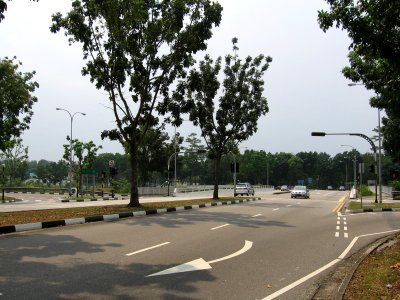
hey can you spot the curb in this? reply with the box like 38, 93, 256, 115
313, 233, 399, 299
61, 197, 127, 202
345, 207, 400, 214
0, 197, 261, 235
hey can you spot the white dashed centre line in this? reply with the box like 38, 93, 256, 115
126, 242, 170, 256
273, 208, 280, 211
251, 214, 262, 218
211, 224, 230, 230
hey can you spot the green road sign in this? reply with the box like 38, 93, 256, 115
81, 168, 96, 175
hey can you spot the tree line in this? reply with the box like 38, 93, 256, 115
1, 131, 398, 191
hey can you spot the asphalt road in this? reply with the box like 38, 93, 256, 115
0, 190, 399, 299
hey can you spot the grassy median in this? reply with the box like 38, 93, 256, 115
347, 201, 400, 210
0, 197, 241, 226
344, 233, 400, 299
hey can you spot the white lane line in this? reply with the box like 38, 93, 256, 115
126, 242, 170, 256
344, 226, 348, 231
337, 217, 340, 220
344, 233, 349, 238
211, 224, 230, 230
264, 229, 400, 299
343, 217, 347, 221
335, 232, 339, 237
336, 226, 340, 230
286, 205, 292, 207
344, 221, 347, 225
272, 208, 280, 211
262, 259, 340, 300
252, 214, 263, 218
337, 221, 340, 225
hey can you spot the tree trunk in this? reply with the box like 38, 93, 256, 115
213, 156, 221, 199
128, 142, 140, 207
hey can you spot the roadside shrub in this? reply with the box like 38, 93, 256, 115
391, 180, 400, 191
358, 184, 374, 197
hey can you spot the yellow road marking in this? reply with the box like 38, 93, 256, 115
332, 193, 349, 213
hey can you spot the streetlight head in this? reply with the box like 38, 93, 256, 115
56, 108, 61, 110
311, 132, 326, 136
81, 113, 86, 116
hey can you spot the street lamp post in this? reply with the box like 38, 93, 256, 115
348, 82, 383, 203
341, 145, 357, 197
229, 151, 237, 196
312, 131, 378, 202
1, 164, 5, 202
56, 108, 86, 195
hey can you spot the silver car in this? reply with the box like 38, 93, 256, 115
291, 186, 310, 199
234, 182, 255, 196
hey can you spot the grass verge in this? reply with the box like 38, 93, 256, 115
0, 197, 243, 226
344, 233, 400, 299
347, 201, 400, 210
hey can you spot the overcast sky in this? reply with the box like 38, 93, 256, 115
0, 0, 380, 162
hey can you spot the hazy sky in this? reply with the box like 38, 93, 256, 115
0, 0, 380, 162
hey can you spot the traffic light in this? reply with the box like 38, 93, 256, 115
109, 167, 118, 177
230, 162, 239, 173
368, 164, 375, 173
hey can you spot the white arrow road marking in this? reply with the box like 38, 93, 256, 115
146, 240, 253, 277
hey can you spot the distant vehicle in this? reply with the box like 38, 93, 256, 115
327, 186, 333, 190
291, 186, 310, 199
280, 185, 289, 191
234, 182, 255, 196
339, 186, 345, 191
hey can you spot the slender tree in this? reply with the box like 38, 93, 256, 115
170, 38, 272, 198
63, 137, 102, 193
51, 0, 222, 206
0, 57, 38, 152
0, 138, 28, 185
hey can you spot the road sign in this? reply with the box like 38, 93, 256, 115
81, 168, 96, 175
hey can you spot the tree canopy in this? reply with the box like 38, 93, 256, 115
51, 0, 222, 206
318, 0, 400, 162
170, 38, 272, 198
0, 57, 38, 152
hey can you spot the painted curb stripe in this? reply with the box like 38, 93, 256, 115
119, 212, 133, 218
346, 208, 400, 214
42, 220, 66, 228
0, 197, 261, 235
0, 225, 16, 234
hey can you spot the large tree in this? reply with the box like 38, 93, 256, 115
318, 0, 400, 162
0, 57, 38, 152
51, 0, 222, 207
169, 38, 272, 198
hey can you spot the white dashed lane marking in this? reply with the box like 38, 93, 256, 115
251, 214, 263, 218
211, 224, 230, 231
335, 216, 348, 238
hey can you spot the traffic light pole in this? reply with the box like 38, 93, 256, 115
312, 132, 379, 203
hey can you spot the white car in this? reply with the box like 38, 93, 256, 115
280, 185, 289, 191
234, 183, 255, 196
291, 186, 310, 199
